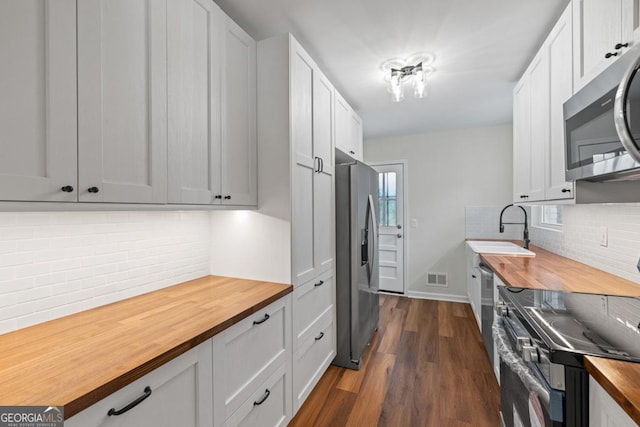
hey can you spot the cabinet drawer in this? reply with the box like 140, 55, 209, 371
293, 308, 335, 411
213, 295, 291, 425
293, 272, 334, 349
225, 364, 290, 427
66, 340, 213, 427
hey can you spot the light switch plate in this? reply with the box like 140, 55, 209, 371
599, 226, 608, 247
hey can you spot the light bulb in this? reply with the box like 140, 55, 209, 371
389, 69, 404, 102
413, 65, 426, 98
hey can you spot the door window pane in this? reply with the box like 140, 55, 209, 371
378, 172, 397, 227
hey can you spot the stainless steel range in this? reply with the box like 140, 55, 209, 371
495, 286, 640, 427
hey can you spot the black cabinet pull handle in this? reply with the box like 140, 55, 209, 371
605, 51, 618, 59
214, 195, 222, 199
253, 389, 271, 406
253, 313, 270, 325
615, 42, 629, 50
561, 188, 571, 193
87, 187, 99, 193
471, 275, 476, 279
224, 195, 231, 200
349, 150, 355, 155
314, 280, 324, 287
61, 186, 74, 193
107, 386, 152, 416
315, 331, 325, 341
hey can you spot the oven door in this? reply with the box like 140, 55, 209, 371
495, 317, 564, 427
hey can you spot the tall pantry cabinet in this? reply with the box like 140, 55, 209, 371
258, 34, 337, 413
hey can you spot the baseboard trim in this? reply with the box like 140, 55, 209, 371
406, 290, 469, 303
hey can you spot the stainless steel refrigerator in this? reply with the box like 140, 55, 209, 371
333, 160, 379, 370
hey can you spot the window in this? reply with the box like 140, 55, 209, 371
378, 172, 397, 227
538, 205, 563, 229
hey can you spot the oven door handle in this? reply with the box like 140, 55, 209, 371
493, 318, 551, 406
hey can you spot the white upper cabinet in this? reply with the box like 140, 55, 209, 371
334, 91, 362, 161
167, 0, 223, 205
0, 0, 78, 202
221, 16, 257, 206
573, 0, 638, 92
167, 6, 256, 207
527, 52, 548, 202
546, 6, 574, 200
513, 77, 532, 202
313, 71, 335, 276
513, 3, 574, 203
78, 0, 168, 203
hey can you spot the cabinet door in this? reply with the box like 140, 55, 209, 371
512, 77, 532, 203
546, 5, 574, 200
313, 71, 335, 275
589, 376, 637, 427
528, 52, 548, 202
0, 0, 77, 202
66, 340, 213, 427
78, 0, 168, 203
221, 16, 257, 206
349, 111, 364, 161
167, 0, 222, 205
334, 91, 353, 157
573, 0, 631, 91
291, 41, 317, 286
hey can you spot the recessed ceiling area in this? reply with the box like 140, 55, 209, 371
215, 0, 571, 139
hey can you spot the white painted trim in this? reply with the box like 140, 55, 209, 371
368, 160, 408, 295
407, 290, 469, 304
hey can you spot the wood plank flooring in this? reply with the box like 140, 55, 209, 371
290, 295, 500, 426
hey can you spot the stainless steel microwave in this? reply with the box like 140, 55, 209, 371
564, 43, 640, 181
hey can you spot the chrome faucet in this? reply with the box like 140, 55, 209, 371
499, 204, 530, 249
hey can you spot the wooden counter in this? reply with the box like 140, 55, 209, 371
480, 243, 640, 297
0, 275, 292, 419
476, 242, 640, 424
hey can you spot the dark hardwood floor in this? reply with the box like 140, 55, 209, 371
290, 295, 501, 426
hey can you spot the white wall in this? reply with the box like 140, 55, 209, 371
209, 211, 291, 284
0, 211, 210, 334
531, 204, 640, 284
365, 124, 513, 299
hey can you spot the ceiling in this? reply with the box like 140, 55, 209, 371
215, 0, 570, 139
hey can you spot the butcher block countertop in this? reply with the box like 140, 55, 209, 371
0, 275, 292, 419
476, 241, 640, 424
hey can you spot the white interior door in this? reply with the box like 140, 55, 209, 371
373, 163, 405, 294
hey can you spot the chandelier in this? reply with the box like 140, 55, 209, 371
381, 53, 435, 102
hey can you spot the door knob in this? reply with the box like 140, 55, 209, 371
397, 233, 402, 238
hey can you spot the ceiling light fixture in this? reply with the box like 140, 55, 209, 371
381, 53, 435, 102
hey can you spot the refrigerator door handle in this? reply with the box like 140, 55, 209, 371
366, 194, 377, 285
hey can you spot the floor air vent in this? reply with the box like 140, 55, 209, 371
427, 272, 448, 287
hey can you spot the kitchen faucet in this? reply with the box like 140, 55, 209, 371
499, 204, 530, 249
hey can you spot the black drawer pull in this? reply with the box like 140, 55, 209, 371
224, 195, 231, 200
214, 195, 222, 199
561, 188, 571, 193
605, 51, 618, 59
471, 275, 476, 279
87, 186, 99, 193
315, 331, 325, 341
314, 280, 324, 287
107, 386, 152, 416
253, 313, 270, 325
615, 42, 629, 50
61, 185, 74, 193
253, 389, 271, 406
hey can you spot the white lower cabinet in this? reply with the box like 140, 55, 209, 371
589, 376, 636, 427
66, 340, 213, 427
213, 295, 292, 427
224, 364, 289, 427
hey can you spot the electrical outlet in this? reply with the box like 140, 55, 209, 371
599, 226, 608, 247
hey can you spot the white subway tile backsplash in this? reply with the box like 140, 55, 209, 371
531, 204, 640, 285
0, 211, 211, 334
